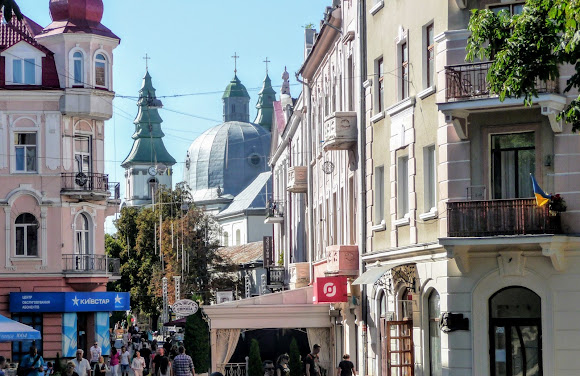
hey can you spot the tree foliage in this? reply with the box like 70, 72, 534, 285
466, 0, 580, 132
184, 309, 210, 373
288, 338, 302, 376
248, 339, 263, 376
106, 182, 239, 326
1, 1, 22, 23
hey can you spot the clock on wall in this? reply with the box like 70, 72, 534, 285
148, 166, 157, 176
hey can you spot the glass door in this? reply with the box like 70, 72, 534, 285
386, 321, 414, 376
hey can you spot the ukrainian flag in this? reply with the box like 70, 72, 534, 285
530, 173, 551, 207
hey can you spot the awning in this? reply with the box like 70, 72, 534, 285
0, 314, 41, 342
352, 263, 407, 285
163, 318, 186, 327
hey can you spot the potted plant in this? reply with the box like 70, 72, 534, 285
549, 194, 567, 213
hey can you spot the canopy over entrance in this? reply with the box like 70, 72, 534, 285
0, 315, 41, 342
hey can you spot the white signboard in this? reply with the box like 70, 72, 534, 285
216, 291, 234, 304
172, 299, 199, 316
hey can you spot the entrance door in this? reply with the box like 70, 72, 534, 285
383, 320, 413, 376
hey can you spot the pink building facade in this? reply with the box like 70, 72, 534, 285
0, 0, 124, 361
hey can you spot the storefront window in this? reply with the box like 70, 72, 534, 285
11, 313, 42, 362
489, 287, 542, 376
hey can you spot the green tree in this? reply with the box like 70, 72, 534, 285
466, 0, 580, 132
1, 1, 22, 23
248, 339, 263, 376
184, 308, 209, 373
288, 338, 302, 376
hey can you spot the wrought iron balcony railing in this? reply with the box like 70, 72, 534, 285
266, 200, 284, 218
267, 265, 285, 285
62, 254, 121, 276
108, 182, 121, 200
61, 172, 110, 193
445, 61, 558, 101
447, 198, 561, 237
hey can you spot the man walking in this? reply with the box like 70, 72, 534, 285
89, 342, 101, 370
72, 349, 91, 376
172, 347, 194, 376
120, 346, 131, 376
20, 346, 44, 376
304, 344, 321, 376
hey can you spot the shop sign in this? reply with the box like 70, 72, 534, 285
171, 299, 199, 316
313, 276, 348, 304
263, 236, 273, 267
10, 292, 130, 313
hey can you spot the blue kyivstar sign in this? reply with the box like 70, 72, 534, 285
10, 292, 130, 313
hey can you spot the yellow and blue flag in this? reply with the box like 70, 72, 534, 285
530, 173, 551, 207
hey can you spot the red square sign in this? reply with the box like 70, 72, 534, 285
313, 276, 348, 304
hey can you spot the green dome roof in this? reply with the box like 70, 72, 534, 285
222, 75, 250, 99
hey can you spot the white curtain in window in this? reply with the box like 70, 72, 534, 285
306, 327, 332, 373
500, 151, 516, 198
215, 329, 241, 373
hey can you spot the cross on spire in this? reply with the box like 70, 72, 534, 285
143, 53, 151, 71
231, 52, 240, 74
263, 57, 271, 74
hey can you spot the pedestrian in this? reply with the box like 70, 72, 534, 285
140, 342, 152, 371
0, 356, 7, 376
44, 362, 54, 376
93, 357, 109, 376
131, 351, 145, 376
120, 346, 131, 376
151, 349, 169, 376
122, 332, 129, 348
109, 347, 120, 376
64, 362, 79, 376
19, 346, 45, 376
275, 354, 289, 376
89, 342, 102, 370
303, 344, 321, 376
172, 346, 194, 376
71, 349, 91, 376
336, 355, 355, 376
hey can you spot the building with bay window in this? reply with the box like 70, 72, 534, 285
0, 0, 128, 361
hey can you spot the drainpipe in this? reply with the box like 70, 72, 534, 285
296, 73, 314, 283
357, 0, 368, 375
288, 137, 293, 262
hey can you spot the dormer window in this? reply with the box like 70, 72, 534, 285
95, 53, 108, 88
73, 51, 84, 86
13, 58, 35, 85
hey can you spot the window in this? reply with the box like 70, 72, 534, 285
491, 132, 535, 199
13, 58, 35, 85
73, 51, 84, 85
401, 42, 409, 99
11, 313, 42, 362
15, 213, 38, 257
424, 145, 436, 211
75, 213, 90, 255
426, 24, 435, 88
489, 287, 542, 376
428, 290, 442, 376
375, 166, 385, 223
348, 56, 355, 111
377, 57, 384, 112
14, 133, 37, 172
379, 290, 387, 318
148, 179, 158, 200
490, 2, 525, 16
95, 53, 107, 87
74, 136, 91, 173
223, 231, 229, 247
236, 229, 241, 246
398, 156, 409, 218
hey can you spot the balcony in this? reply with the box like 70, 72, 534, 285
322, 111, 357, 151
62, 254, 121, 278
325, 245, 359, 277
61, 88, 114, 121
267, 266, 285, 287
264, 200, 284, 224
61, 173, 114, 200
445, 61, 558, 102
447, 198, 561, 237
288, 262, 310, 289
287, 166, 307, 193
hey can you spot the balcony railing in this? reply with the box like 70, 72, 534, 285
108, 182, 121, 201
287, 166, 308, 193
265, 200, 284, 224
267, 265, 285, 285
62, 254, 121, 276
447, 198, 561, 237
445, 61, 558, 101
61, 172, 110, 193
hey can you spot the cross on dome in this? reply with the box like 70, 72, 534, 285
143, 53, 151, 71
231, 52, 240, 74
263, 57, 271, 74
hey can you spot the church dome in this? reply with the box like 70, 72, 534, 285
49, 0, 104, 23
222, 75, 250, 99
183, 121, 271, 203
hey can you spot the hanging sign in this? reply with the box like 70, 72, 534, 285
172, 299, 199, 316
263, 236, 273, 267
313, 276, 348, 304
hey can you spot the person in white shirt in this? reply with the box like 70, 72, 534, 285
120, 346, 131, 376
72, 349, 91, 376
131, 351, 146, 376
89, 342, 101, 369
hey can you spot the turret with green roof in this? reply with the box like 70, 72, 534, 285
222, 75, 250, 123
121, 71, 176, 168
253, 74, 276, 132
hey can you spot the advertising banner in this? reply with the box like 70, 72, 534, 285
10, 292, 130, 313
313, 276, 348, 304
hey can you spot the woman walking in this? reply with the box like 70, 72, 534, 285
131, 351, 146, 376
336, 355, 356, 376
110, 347, 120, 376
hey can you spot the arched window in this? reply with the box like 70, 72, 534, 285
75, 213, 90, 255
149, 179, 158, 200
428, 290, 441, 376
379, 290, 387, 318
223, 232, 229, 247
15, 213, 38, 256
73, 51, 84, 85
489, 287, 542, 376
95, 53, 108, 88
235, 229, 241, 246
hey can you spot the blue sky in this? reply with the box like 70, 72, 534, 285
17, 0, 331, 232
